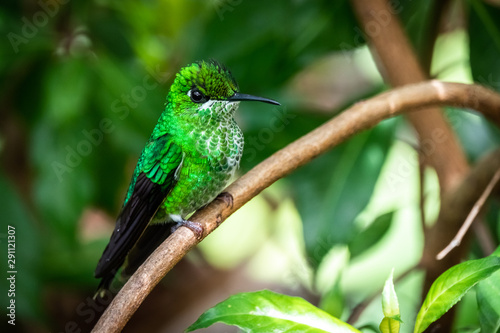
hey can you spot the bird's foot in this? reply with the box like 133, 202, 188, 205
171, 219, 204, 240
216, 191, 234, 209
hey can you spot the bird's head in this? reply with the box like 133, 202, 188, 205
167, 60, 279, 122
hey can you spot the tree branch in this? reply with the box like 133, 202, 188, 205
437, 167, 500, 260
92, 81, 500, 332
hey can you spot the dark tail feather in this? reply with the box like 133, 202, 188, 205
93, 272, 116, 301
90, 273, 116, 322
92, 222, 173, 308
122, 222, 174, 277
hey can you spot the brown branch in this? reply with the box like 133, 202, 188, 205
437, 168, 500, 260
92, 81, 500, 332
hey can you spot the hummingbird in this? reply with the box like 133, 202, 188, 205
94, 60, 279, 297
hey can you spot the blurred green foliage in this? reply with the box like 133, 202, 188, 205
1, 0, 500, 332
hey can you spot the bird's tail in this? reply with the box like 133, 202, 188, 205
92, 222, 173, 305
92, 272, 118, 306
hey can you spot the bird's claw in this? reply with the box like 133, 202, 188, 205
172, 220, 204, 240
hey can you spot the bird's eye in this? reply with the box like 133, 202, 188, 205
190, 88, 208, 103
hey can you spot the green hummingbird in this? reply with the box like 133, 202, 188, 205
94, 60, 279, 296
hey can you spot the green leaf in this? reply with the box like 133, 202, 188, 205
476, 268, 500, 333
187, 290, 360, 333
349, 211, 394, 258
380, 269, 401, 333
382, 269, 401, 319
468, 0, 500, 92
380, 317, 401, 333
414, 256, 500, 333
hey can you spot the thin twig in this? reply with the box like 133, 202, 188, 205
92, 81, 500, 333
437, 168, 500, 260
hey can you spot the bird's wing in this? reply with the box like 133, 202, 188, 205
95, 134, 183, 279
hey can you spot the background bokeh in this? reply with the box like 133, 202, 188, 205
1, 0, 500, 332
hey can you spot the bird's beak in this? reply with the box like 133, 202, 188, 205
228, 92, 280, 106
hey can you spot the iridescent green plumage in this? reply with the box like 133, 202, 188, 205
95, 60, 279, 295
